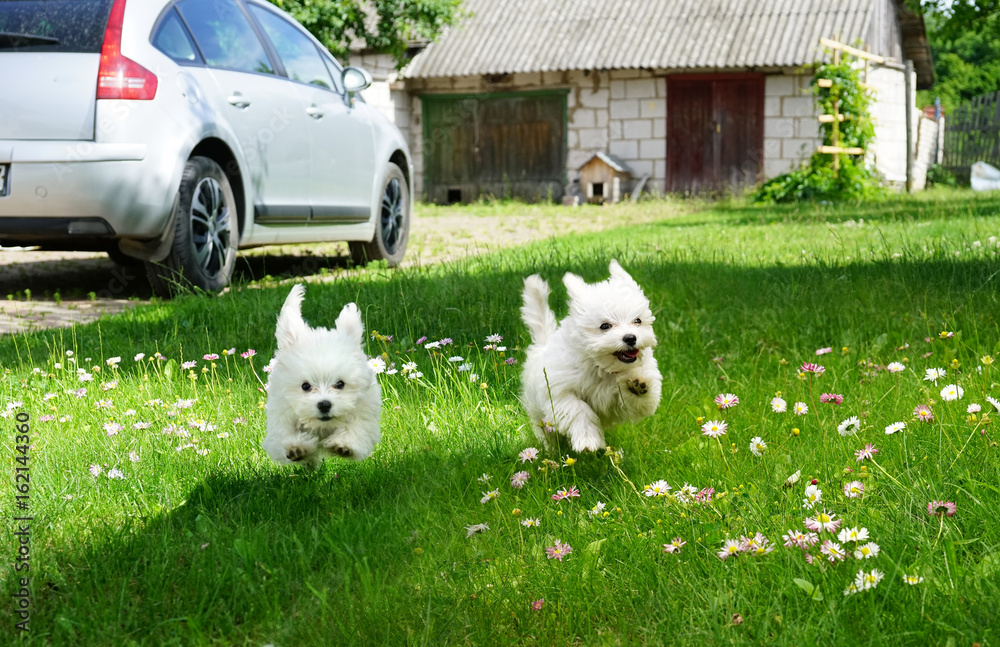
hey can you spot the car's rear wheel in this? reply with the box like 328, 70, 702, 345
146, 156, 238, 296
349, 162, 409, 267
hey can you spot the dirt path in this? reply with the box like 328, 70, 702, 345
0, 203, 673, 335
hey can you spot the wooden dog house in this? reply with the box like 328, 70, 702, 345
579, 152, 633, 203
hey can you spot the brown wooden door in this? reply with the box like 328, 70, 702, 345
667, 75, 764, 192
423, 92, 567, 203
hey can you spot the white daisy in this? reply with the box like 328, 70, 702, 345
837, 416, 861, 436
940, 384, 964, 401
923, 368, 946, 384
802, 484, 822, 509
367, 357, 386, 374
886, 362, 905, 373
770, 397, 787, 413
749, 436, 767, 456
853, 542, 880, 559
884, 421, 906, 435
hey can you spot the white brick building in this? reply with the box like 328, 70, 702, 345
351, 0, 935, 201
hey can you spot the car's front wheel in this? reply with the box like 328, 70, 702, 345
349, 162, 409, 267
146, 156, 239, 296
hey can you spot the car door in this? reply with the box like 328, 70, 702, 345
246, 2, 377, 223
176, 0, 311, 223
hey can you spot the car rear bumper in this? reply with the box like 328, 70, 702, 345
0, 140, 178, 244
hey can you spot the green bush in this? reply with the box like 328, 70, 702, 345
927, 163, 959, 187
752, 59, 884, 204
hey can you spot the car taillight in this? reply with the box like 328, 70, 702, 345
96, 0, 157, 100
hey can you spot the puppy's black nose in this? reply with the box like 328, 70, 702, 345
623, 334, 637, 346
317, 400, 332, 414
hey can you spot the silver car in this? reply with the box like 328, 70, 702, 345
0, 0, 412, 294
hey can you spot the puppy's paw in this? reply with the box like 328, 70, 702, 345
570, 434, 605, 453
285, 446, 311, 462
328, 444, 354, 458
626, 378, 648, 396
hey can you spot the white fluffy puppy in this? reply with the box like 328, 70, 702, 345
520, 260, 662, 452
262, 284, 381, 467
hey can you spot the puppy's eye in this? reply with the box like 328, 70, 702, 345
599, 323, 612, 331
334, 380, 345, 390
301, 382, 311, 392
634, 318, 642, 325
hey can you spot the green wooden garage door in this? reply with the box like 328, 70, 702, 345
422, 90, 567, 203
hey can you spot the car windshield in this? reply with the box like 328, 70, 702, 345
0, 0, 115, 52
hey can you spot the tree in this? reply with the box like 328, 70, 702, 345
909, 1, 1000, 111
268, 0, 463, 67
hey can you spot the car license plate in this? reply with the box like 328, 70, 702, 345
0, 164, 8, 197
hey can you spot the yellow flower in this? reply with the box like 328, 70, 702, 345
511, 508, 522, 516
791, 428, 800, 436
696, 416, 704, 424
413, 547, 424, 556
563, 457, 577, 467
982, 355, 995, 366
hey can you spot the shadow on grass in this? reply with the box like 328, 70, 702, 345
14, 448, 500, 644
0, 251, 354, 303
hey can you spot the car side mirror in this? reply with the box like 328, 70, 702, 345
342, 66, 372, 94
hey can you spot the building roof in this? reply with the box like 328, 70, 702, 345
581, 152, 633, 174
404, 0, 934, 88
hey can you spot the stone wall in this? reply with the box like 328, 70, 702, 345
763, 73, 820, 177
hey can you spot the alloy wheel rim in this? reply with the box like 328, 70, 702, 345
190, 177, 231, 275
380, 177, 403, 253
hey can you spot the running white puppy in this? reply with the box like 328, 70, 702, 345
520, 261, 662, 452
262, 284, 381, 467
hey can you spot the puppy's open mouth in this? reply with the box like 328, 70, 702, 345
318, 415, 332, 421
614, 349, 639, 363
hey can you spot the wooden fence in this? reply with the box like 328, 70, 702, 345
942, 90, 1000, 181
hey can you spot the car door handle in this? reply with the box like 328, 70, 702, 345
306, 105, 324, 119
226, 94, 251, 109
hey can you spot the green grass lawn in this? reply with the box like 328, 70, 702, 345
2, 190, 1000, 646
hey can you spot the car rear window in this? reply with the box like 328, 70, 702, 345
0, 0, 115, 52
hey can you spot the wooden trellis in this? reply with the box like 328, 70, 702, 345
815, 37, 881, 171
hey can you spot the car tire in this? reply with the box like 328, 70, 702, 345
146, 156, 239, 296
349, 162, 409, 267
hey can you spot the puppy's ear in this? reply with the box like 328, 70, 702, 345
275, 284, 308, 350
608, 259, 640, 289
562, 272, 587, 301
335, 303, 364, 345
